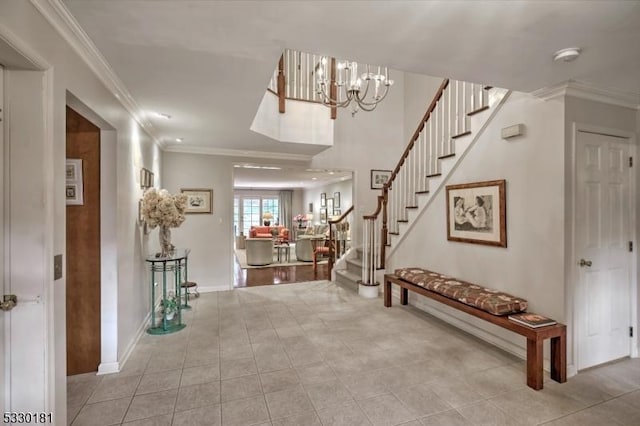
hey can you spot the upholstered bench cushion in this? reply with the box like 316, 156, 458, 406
395, 267, 528, 316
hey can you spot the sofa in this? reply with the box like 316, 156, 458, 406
249, 225, 289, 242
245, 238, 274, 266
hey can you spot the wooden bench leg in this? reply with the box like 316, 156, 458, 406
400, 287, 408, 305
526, 338, 544, 390
550, 330, 567, 383
384, 279, 392, 307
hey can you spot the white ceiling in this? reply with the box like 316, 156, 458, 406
64, 0, 640, 160
233, 165, 352, 190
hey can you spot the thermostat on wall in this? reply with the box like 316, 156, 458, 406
501, 124, 524, 139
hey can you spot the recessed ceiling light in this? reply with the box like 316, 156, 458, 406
154, 112, 172, 119
175, 138, 183, 143
328, 171, 335, 175
553, 47, 581, 62
312, 177, 318, 180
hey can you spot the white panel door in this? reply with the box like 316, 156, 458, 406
0, 65, 5, 413
576, 131, 632, 369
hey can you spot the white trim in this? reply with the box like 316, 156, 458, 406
165, 144, 313, 161
0, 21, 49, 71
533, 80, 640, 110
198, 285, 232, 293
569, 123, 638, 372
96, 362, 119, 376
117, 309, 151, 373
30, 0, 165, 148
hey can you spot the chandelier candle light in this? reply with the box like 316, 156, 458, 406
316, 57, 393, 116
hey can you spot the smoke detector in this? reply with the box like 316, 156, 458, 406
553, 47, 581, 62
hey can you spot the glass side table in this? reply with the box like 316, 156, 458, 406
145, 248, 190, 335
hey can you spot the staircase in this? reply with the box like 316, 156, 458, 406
334, 247, 363, 292
358, 79, 510, 287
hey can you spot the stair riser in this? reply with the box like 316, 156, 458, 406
335, 273, 359, 292
346, 260, 361, 275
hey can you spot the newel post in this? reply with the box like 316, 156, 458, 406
277, 55, 285, 113
381, 188, 388, 269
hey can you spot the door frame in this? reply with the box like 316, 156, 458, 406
569, 122, 638, 374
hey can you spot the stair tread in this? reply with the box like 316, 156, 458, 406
346, 258, 362, 267
452, 131, 471, 139
438, 153, 455, 159
335, 269, 361, 282
416, 190, 430, 194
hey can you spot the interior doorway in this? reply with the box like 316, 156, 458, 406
66, 106, 101, 375
575, 129, 635, 370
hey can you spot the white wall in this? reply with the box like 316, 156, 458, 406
163, 152, 234, 291
303, 179, 353, 225
388, 92, 566, 357
251, 92, 334, 146
0, 1, 161, 420
403, 73, 445, 143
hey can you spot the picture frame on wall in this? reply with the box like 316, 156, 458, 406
446, 179, 507, 247
334, 192, 340, 208
320, 208, 327, 224
327, 198, 334, 214
334, 209, 341, 216
138, 199, 145, 225
371, 169, 392, 189
320, 193, 326, 207
181, 188, 213, 214
65, 159, 84, 205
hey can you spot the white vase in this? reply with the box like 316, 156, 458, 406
159, 225, 174, 257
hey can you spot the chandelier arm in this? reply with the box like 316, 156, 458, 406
317, 83, 352, 108
354, 83, 391, 107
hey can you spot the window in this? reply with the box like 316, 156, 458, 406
234, 195, 280, 236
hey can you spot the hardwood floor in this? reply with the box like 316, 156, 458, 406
233, 256, 328, 287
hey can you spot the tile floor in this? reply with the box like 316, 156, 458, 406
68, 280, 640, 426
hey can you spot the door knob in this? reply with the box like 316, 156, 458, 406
579, 259, 592, 267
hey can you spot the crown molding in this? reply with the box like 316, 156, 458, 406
163, 144, 313, 161
31, 0, 167, 148
532, 80, 640, 110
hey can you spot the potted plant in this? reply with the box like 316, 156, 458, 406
161, 293, 179, 321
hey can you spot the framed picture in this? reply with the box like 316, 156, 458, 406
65, 159, 84, 205
334, 209, 341, 216
327, 198, 334, 214
140, 168, 146, 189
371, 169, 391, 189
334, 192, 340, 208
320, 208, 327, 224
138, 199, 145, 225
320, 193, 326, 207
308, 202, 313, 213
446, 179, 506, 247
149, 171, 154, 188
181, 188, 213, 214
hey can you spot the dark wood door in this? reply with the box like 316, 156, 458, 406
66, 106, 101, 375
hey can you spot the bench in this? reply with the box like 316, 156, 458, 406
384, 271, 566, 390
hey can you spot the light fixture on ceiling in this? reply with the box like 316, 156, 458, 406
553, 47, 581, 62
315, 57, 393, 116
154, 112, 172, 119
175, 138, 184, 143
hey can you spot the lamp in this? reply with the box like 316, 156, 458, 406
316, 57, 394, 116
262, 212, 273, 226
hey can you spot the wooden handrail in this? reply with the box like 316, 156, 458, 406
277, 55, 285, 113
329, 205, 354, 224
363, 196, 384, 220
385, 78, 449, 189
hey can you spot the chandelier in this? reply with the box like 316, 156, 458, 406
315, 57, 394, 116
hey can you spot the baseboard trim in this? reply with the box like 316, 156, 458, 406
97, 362, 120, 375
198, 285, 231, 293
117, 309, 152, 372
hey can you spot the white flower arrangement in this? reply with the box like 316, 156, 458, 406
142, 188, 188, 229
